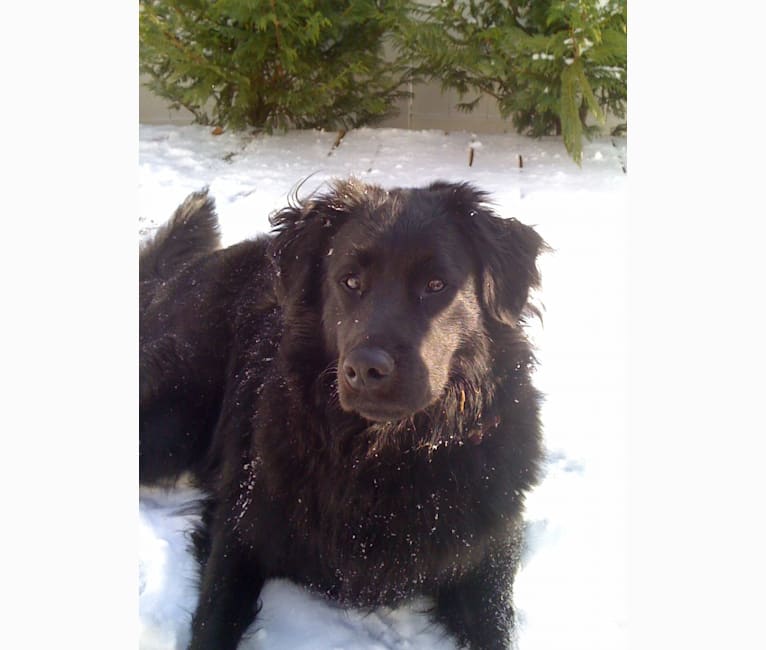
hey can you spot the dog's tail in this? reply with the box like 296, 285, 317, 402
140, 189, 220, 282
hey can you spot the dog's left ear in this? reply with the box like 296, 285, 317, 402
438, 182, 546, 325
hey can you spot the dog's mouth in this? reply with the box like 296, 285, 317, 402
337, 375, 424, 423
338, 382, 415, 422
347, 401, 414, 423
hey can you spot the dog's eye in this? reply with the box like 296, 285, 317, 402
342, 274, 362, 291
426, 278, 446, 293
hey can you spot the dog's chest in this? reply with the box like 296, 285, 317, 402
270, 445, 512, 605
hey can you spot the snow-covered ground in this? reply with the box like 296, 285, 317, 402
138, 125, 628, 650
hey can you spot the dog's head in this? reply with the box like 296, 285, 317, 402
270, 179, 545, 423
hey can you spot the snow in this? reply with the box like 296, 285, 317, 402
139, 124, 628, 650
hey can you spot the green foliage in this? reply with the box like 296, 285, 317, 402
398, 0, 627, 164
139, 0, 627, 162
139, 0, 413, 131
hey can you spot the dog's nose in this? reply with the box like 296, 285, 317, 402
342, 348, 395, 391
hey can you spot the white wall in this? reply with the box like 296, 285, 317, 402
139, 76, 622, 134
138, 76, 516, 134
139, 80, 195, 125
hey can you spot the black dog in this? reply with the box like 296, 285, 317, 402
139, 180, 547, 650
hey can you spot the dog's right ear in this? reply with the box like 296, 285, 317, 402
269, 194, 346, 309
270, 179, 369, 306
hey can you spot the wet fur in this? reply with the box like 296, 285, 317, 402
139, 180, 547, 649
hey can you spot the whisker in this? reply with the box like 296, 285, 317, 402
317, 361, 341, 407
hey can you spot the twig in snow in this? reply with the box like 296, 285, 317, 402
468, 137, 482, 167
328, 129, 347, 157
366, 144, 382, 173
611, 138, 627, 174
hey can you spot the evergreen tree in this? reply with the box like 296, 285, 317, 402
139, 0, 413, 132
399, 0, 627, 164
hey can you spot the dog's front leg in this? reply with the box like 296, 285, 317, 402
434, 535, 521, 650
189, 531, 264, 650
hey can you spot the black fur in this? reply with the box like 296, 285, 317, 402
139, 179, 547, 649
